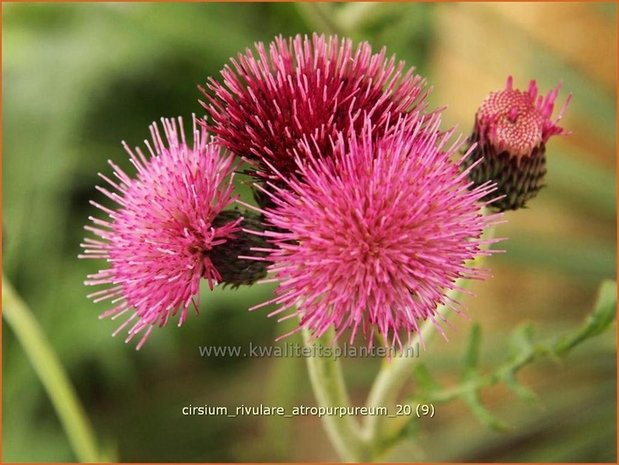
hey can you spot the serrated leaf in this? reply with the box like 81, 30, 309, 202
554, 280, 617, 356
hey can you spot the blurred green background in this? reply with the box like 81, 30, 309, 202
2, 2, 616, 462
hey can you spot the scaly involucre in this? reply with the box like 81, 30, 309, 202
463, 76, 571, 211
80, 117, 240, 349
200, 33, 429, 180
245, 115, 500, 348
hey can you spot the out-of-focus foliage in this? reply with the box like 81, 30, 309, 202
406, 280, 616, 433
2, 2, 616, 462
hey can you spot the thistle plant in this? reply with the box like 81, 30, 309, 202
1, 1, 616, 462
3, 32, 607, 463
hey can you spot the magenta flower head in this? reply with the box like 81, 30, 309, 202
242, 114, 500, 348
463, 76, 571, 211
80, 117, 242, 349
199, 33, 429, 184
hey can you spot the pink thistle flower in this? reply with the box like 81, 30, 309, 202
80, 117, 240, 349
241, 114, 500, 348
199, 33, 429, 182
463, 76, 571, 211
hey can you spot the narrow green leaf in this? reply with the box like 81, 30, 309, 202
460, 324, 508, 430
509, 323, 535, 351
462, 323, 482, 377
412, 363, 441, 395
463, 390, 508, 432
508, 323, 536, 365
502, 372, 539, 403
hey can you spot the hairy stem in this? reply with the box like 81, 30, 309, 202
2, 275, 100, 462
302, 327, 371, 462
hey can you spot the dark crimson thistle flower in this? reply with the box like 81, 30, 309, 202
80, 117, 242, 349
242, 115, 500, 348
199, 33, 429, 184
463, 76, 571, 211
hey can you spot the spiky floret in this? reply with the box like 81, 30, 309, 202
80, 117, 240, 349
242, 114, 500, 348
464, 76, 571, 211
199, 33, 429, 181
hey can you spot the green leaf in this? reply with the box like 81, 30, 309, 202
502, 372, 539, 403
507, 323, 537, 366
462, 390, 508, 432
460, 324, 508, 430
493, 324, 540, 402
402, 282, 614, 439
508, 323, 535, 355
462, 323, 482, 377
554, 280, 617, 356
412, 363, 441, 395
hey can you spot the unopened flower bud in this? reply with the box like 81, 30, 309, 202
463, 76, 571, 211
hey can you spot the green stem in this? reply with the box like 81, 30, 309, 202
362, 294, 455, 452
2, 274, 100, 462
302, 327, 371, 462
